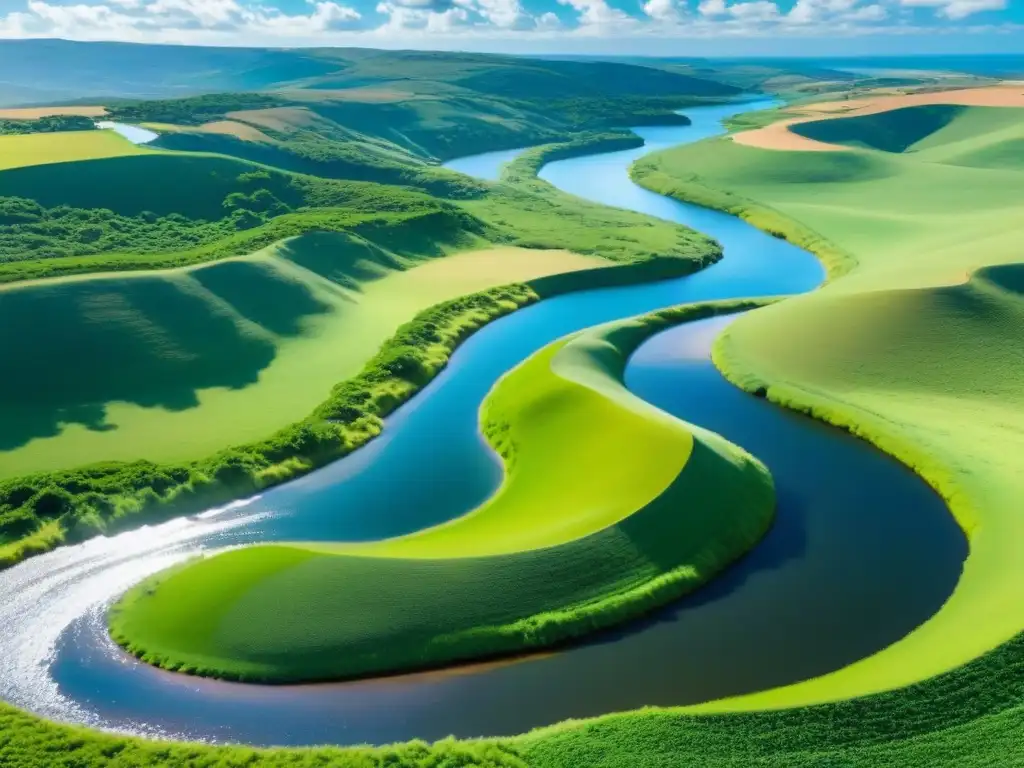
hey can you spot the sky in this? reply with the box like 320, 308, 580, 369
0, 0, 1020, 56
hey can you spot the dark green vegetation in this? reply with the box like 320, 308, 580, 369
0, 158, 475, 268
523, 630, 1024, 767
0, 115, 95, 135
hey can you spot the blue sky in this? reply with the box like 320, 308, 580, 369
0, 0, 1020, 55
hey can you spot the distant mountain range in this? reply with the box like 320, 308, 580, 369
0, 39, 745, 107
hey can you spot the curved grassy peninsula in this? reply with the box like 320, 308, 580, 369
109, 300, 774, 682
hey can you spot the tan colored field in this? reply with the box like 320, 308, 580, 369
734, 84, 1024, 151
0, 105, 107, 119
281, 87, 415, 104
226, 106, 323, 132
197, 120, 273, 142
143, 119, 273, 142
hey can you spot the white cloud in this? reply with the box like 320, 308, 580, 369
474, 0, 531, 28
0, 0, 361, 40
0, 0, 1011, 44
697, 0, 782, 20
900, 0, 1006, 19
727, 0, 780, 20
535, 10, 561, 28
788, 0, 886, 23
697, 0, 728, 15
557, 0, 633, 27
643, 0, 684, 22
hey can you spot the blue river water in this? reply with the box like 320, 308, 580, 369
0, 99, 966, 747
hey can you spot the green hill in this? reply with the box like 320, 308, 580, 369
790, 104, 968, 153
789, 104, 1024, 169
627, 101, 1024, 765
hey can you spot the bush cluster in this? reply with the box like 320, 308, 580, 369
0, 116, 96, 135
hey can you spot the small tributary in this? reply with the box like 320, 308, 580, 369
0, 99, 965, 746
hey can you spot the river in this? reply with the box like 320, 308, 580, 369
0, 99, 965, 747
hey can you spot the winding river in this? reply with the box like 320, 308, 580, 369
0, 99, 966, 747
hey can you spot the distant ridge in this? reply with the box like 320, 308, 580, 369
0, 38, 741, 107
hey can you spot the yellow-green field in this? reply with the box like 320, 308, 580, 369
0, 236, 604, 478
633, 103, 1024, 711
109, 301, 774, 682
0, 130, 148, 171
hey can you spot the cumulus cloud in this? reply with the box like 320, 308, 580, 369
696, 0, 728, 16
900, 0, 1006, 19
788, 0, 886, 23
0, 0, 1011, 43
642, 0, 684, 22
696, 0, 780, 20
556, 0, 633, 28
373, 0, 547, 32
0, 0, 361, 40
473, 0, 532, 28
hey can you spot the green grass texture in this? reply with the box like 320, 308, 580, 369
0, 237, 606, 478
0, 123, 719, 564
0, 130, 147, 170
631, 102, 1024, 721
108, 300, 774, 682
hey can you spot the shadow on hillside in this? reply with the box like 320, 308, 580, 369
0, 258, 333, 452
274, 231, 407, 291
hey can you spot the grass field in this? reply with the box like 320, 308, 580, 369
631, 101, 1024, 729
0, 130, 147, 170
109, 301, 774, 682
0, 237, 604, 478
0, 116, 718, 565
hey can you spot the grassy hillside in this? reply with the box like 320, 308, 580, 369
109, 300, 773, 682
0, 150, 486, 277
628, 100, 1024, 747
0, 131, 718, 563
0, 130, 145, 171
0, 39, 340, 104
1, 41, 743, 108
790, 103, 969, 152
0, 239, 605, 479
789, 103, 1024, 162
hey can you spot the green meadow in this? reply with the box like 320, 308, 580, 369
0, 130, 147, 170
629, 101, 1024, 749
0, 104, 721, 563
109, 300, 774, 682
0, 239, 603, 478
